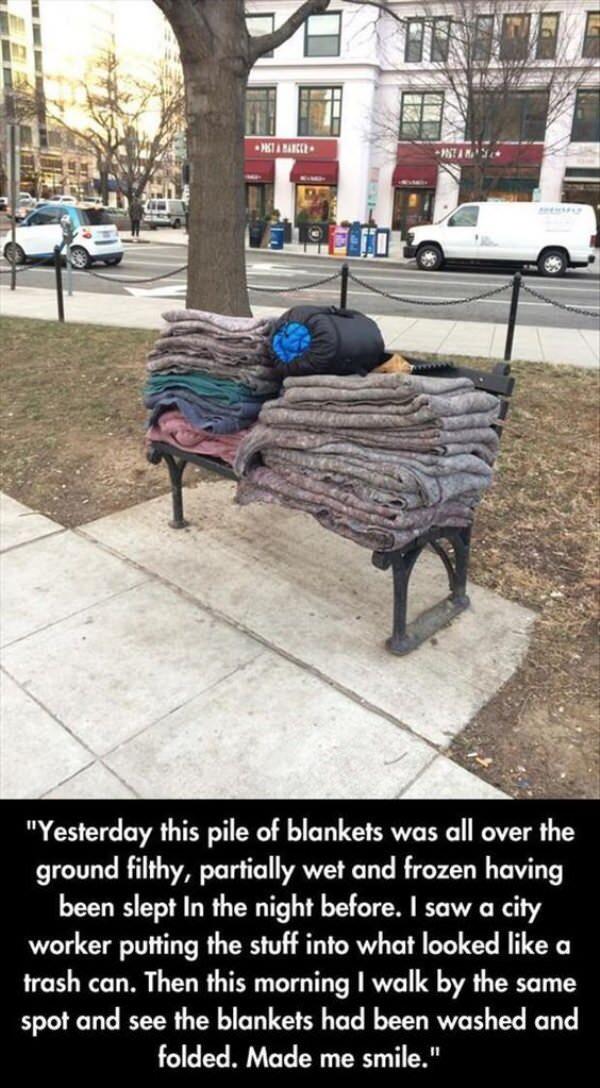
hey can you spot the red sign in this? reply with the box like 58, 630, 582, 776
245, 138, 338, 160
244, 159, 275, 182
290, 160, 339, 184
397, 142, 544, 167
392, 163, 438, 188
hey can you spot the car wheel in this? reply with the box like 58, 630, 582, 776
416, 244, 443, 271
3, 242, 26, 265
70, 245, 91, 270
103, 255, 123, 265
538, 248, 567, 277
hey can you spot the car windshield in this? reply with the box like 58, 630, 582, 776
78, 207, 112, 225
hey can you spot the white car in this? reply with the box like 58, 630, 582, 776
1, 202, 123, 268
404, 201, 597, 276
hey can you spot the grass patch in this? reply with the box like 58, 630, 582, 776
1, 319, 598, 798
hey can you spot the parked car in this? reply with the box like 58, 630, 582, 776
404, 201, 597, 276
1, 202, 123, 268
144, 198, 186, 229
0, 196, 8, 211
13, 193, 37, 221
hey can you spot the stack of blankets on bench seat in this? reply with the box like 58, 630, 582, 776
234, 372, 501, 552
144, 309, 279, 466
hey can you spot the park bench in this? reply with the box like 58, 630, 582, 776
147, 358, 514, 655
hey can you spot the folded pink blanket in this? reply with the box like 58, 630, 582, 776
146, 410, 247, 465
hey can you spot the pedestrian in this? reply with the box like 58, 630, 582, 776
130, 195, 143, 241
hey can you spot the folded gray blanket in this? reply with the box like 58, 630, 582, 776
162, 309, 272, 334
237, 466, 474, 551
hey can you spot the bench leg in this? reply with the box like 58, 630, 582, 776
163, 453, 189, 529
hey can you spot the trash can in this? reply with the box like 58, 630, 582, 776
270, 224, 285, 250
249, 221, 264, 248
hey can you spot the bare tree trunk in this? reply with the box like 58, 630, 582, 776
98, 164, 110, 206
183, 55, 249, 315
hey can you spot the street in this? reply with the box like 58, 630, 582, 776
2, 241, 598, 330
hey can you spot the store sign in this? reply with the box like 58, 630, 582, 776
245, 138, 338, 160
397, 142, 544, 167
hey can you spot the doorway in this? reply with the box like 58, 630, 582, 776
246, 182, 274, 222
393, 188, 434, 237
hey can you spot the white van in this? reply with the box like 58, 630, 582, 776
404, 202, 597, 276
144, 198, 186, 229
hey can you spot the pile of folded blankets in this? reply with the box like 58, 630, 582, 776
234, 370, 501, 552
144, 309, 280, 466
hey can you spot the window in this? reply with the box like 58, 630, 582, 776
582, 12, 600, 57
20, 124, 32, 145
246, 13, 274, 58
28, 208, 64, 225
295, 184, 336, 225
469, 91, 548, 142
473, 15, 493, 60
11, 42, 26, 63
431, 17, 450, 61
405, 19, 424, 62
298, 86, 342, 137
571, 89, 600, 142
9, 13, 25, 36
2, 40, 10, 63
34, 48, 42, 71
0, 12, 8, 35
246, 86, 276, 136
501, 13, 530, 59
537, 13, 559, 59
304, 12, 341, 57
32, 1, 40, 15
48, 130, 62, 148
33, 25, 41, 46
399, 92, 444, 140
448, 205, 479, 228
2, 67, 12, 89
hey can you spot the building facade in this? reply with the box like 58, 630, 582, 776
244, 0, 600, 236
1, 0, 180, 203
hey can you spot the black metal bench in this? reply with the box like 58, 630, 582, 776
147, 359, 514, 656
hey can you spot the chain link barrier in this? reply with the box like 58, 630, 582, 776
248, 270, 342, 293
347, 269, 513, 307
0, 256, 53, 275
83, 263, 189, 284
520, 280, 599, 319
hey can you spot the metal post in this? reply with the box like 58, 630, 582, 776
54, 245, 65, 322
504, 272, 522, 361
66, 242, 73, 296
340, 261, 349, 309
9, 120, 17, 291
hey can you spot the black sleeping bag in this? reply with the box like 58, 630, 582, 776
269, 305, 385, 378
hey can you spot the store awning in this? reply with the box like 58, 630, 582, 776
244, 159, 275, 182
392, 163, 438, 188
290, 160, 339, 184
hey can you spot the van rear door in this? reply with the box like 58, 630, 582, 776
443, 204, 481, 258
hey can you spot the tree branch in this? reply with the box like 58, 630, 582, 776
248, 0, 331, 64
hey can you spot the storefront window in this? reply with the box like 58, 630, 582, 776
459, 167, 539, 203
298, 86, 342, 137
246, 13, 274, 58
295, 184, 337, 224
246, 87, 276, 136
246, 182, 274, 221
571, 89, 600, 142
399, 92, 444, 140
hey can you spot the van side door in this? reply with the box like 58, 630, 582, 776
444, 204, 480, 259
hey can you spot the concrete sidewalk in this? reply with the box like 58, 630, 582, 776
2, 283, 598, 367
0, 489, 535, 800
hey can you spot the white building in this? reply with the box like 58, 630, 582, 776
245, 0, 600, 237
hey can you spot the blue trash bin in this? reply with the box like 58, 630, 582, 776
270, 224, 285, 250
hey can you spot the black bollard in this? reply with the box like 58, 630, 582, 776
504, 272, 522, 361
340, 262, 349, 309
54, 245, 65, 322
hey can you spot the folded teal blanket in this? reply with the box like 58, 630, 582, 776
145, 372, 264, 405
